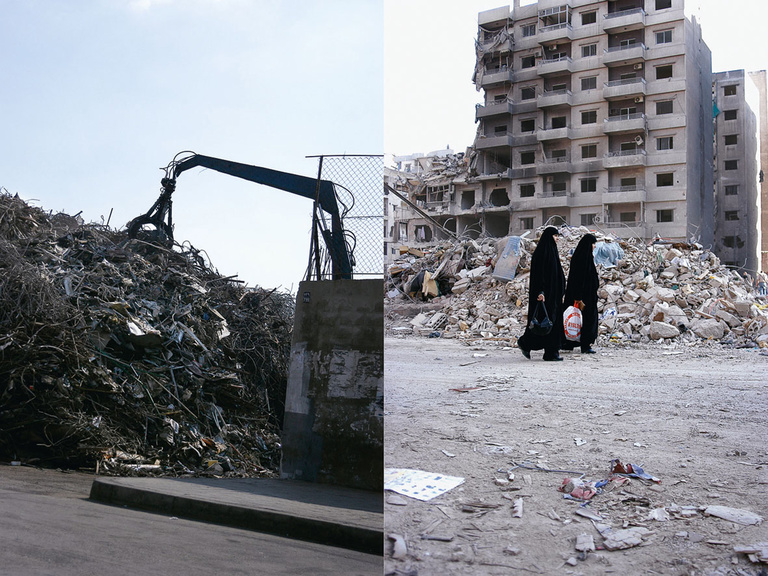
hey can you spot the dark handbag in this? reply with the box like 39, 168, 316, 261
529, 300, 553, 335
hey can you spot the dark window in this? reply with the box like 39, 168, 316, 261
581, 110, 597, 124
656, 0, 672, 9
724, 134, 738, 145
520, 217, 534, 229
552, 181, 567, 192
620, 177, 637, 188
551, 116, 566, 129
581, 44, 597, 57
656, 209, 674, 223
581, 178, 597, 192
522, 24, 536, 37
494, 125, 508, 134
656, 100, 673, 115
520, 151, 535, 164
520, 184, 535, 197
551, 148, 567, 159
581, 76, 597, 90
723, 235, 745, 248
725, 210, 739, 221
723, 84, 738, 96
581, 144, 597, 159
656, 65, 673, 79
725, 185, 738, 195
521, 86, 536, 100
657, 173, 674, 186
725, 160, 738, 170
520, 118, 536, 132
657, 136, 673, 150
581, 11, 597, 25
723, 109, 738, 120
522, 55, 536, 68
655, 30, 672, 44
580, 213, 597, 225
620, 212, 636, 223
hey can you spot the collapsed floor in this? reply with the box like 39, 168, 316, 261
385, 226, 768, 349
0, 192, 293, 476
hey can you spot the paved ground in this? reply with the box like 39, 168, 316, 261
384, 335, 768, 576
0, 465, 383, 575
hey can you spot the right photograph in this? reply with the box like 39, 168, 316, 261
384, 1, 768, 573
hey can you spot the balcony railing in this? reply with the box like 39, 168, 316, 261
605, 112, 645, 123
605, 77, 645, 88
541, 55, 571, 65
605, 42, 646, 54
540, 22, 571, 34
605, 148, 646, 157
540, 190, 568, 198
601, 220, 644, 228
604, 7, 644, 19
606, 185, 646, 193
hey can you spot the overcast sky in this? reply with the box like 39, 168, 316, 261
384, 0, 768, 159
1, 0, 383, 291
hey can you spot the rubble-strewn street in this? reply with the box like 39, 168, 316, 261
384, 227, 768, 574
0, 192, 292, 476
384, 336, 767, 575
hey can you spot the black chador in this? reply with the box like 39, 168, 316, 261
517, 226, 565, 361
562, 233, 599, 354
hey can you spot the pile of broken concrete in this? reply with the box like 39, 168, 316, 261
0, 192, 293, 476
385, 226, 768, 349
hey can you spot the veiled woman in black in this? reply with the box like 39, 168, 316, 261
561, 233, 599, 354
517, 226, 565, 361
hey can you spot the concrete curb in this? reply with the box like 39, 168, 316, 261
89, 478, 383, 555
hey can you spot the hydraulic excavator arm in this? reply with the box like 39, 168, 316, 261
126, 152, 353, 280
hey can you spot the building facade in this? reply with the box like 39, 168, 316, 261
472, 0, 713, 243
712, 70, 762, 275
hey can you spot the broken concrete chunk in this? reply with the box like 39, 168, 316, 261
704, 505, 764, 526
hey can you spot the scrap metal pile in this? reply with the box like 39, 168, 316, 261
0, 192, 293, 476
385, 226, 768, 348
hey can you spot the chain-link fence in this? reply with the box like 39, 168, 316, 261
309, 155, 383, 280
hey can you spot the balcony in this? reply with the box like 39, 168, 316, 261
537, 157, 572, 174
537, 126, 571, 141
476, 100, 514, 120
537, 22, 573, 45
602, 8, 645, 32
538, 55, 573, 76
603, 43, 646, 66
538, 189, 570, 207
479, 67, 515, 88
477, 34, 514, 54
603, 77, 646, 100
603, 185, 647, 203
602, 149, 647, 169
537, 88, 572, 108
599, 220, 646, 236
603, 113, 645, 134
474, 132, 515, 150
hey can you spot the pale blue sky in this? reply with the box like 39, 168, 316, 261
1, 0, 383, 290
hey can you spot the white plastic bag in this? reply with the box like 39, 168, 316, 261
563, 305, 582, 342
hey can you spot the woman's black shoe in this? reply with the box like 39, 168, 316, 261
520, 347, 531, 359
543, 354, 563, 361
581, 348, 596, 354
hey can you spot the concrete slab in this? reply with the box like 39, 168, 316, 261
90, 476, 383, 555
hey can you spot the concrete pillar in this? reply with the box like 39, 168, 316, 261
280, 279, 383, 491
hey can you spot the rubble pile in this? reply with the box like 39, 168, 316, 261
385, 226, 768, 348
0, 192, 293, 476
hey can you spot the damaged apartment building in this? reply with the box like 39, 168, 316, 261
390, 0, 767, 276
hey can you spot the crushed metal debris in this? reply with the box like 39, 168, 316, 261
0, 192, 293, 477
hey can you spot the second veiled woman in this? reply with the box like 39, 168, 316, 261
561, 233, 599, 354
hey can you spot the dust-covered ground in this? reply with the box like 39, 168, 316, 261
384, 335, 768, 576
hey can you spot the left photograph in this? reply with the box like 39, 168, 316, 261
0, 1, 384, 574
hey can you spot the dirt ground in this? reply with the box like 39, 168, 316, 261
384, 334, 768, 576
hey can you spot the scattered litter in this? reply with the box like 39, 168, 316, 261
733, 542, 768, 565
704, 505, 764, 526
595, 523, 653, 551
441, 450, 456, 458
574, 437, 587, 446
384, 468, 465, 501
388, 533, 408, 559
575, 533, 595, 553
511, 497, 523, 518
386, 494, 409, 507
611, 459, 661, 483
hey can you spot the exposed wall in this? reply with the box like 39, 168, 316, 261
280, 279, 383, 491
